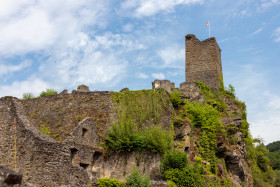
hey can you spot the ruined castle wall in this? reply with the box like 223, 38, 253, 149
21, 91, 116, 142
185, 34, 223, 89
0, 91, 173, 186
0, 97, 93, 186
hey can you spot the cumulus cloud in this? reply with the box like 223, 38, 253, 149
151, 72, 165, 79
273, 27, 280, 42
121, 0, 204, 17
0, 0, 107, 56
157, 45, 185, 68
0, 78, 50, 98
0, 60, 32, 77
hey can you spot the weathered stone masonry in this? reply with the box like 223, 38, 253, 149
185, 34, 223, 89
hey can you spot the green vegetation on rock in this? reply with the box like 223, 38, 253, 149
126, 167, 151, 187
161, 151, 204, 187
97, 178, 125, 187
104, 119, 173, 153
39, 88, 58, 97
105, 90, 173, 153
169, 89, 184, 109
22, 93, 36, 100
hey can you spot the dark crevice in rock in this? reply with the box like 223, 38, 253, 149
70, 148, 78, 161
82, 128, 88, 137
79, 163, 89, 169
92, 151, 102, 165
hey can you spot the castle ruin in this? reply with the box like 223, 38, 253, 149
153, 34, 223, 91
185, 34, 223, 89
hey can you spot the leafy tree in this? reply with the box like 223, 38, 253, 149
267, 141, 280, 152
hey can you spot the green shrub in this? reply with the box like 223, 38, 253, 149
104, 120, 173, 153
105, 120, 144, 152
161, 151, 188, 173
169, 89, 184, 109
126, 167, 150, 187
144, 126, 173, 153
22, 93, 36, 100
167, 180, 177, 187
227, 84, 235, 96
39, 88, 58, 97
97, 178, 125, 187
164, 166, 204, 187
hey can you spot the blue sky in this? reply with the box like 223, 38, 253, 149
0, 0, 279, 144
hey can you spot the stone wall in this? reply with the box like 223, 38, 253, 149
0, 89, 173, 186
0, 97, 92, 186
21, 91, 116, 142
185, 34, 223, 89
152, 80, 175, 93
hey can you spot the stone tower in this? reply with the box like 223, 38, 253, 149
185, 34, 223, 89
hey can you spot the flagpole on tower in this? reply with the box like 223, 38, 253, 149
209, 21, 210, 38
206, 21, 210, 38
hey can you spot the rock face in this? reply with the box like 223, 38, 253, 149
0, 166, 22, 186
218, 117, 253, 186
178, 82, 204, 102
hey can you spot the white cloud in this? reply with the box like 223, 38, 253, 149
250, 91, 280, 144
0, 60, 32, 77
260, 0, 280, 9
273, 27, 280, 42
248, 28, 263, 37
225, 63, 280, 144
157, 45, 185, 68
0, 0, 107, 56
151, 72, 165, 79
36, 31, 151, 89
121, 0, 204, 17
0, 78, 50, 98
137, 72, 149, 79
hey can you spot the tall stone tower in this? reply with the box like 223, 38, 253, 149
185, 34, 223, 89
